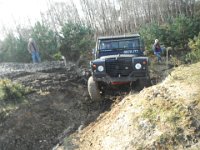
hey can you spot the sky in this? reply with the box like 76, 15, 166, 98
0, 0, 46, 28
0, 0, 80, 30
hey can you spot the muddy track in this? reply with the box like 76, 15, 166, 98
0, 62, 119, 150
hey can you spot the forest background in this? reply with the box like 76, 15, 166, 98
0, 0, 200, 63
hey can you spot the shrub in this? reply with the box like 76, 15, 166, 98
59, 22, 95, 62
53, 51, 62, 60
186, 33, 200, 63
31, 22, 58, 61
0, 33, 29, 62
139, 16, 200, 52
0, 79, 32, 104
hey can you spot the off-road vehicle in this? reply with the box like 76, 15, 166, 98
88, 34, 150, 101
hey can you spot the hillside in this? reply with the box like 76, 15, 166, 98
65, 62, 200, 150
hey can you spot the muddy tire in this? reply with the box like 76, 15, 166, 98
88, 76, 102, 101
136, 78, 151, 91
138, 79, 146, 90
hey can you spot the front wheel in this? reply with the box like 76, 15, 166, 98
88, 76, 102, 101
135, 78, 151, 91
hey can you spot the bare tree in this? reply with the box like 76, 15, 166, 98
39, 0, 197, 36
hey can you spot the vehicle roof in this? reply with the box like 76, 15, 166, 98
98, 34, 140, 40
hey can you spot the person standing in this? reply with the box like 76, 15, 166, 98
153, 39, 162, 63
28, 38, 41, 63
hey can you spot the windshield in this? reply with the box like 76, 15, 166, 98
99, 38, 140, 51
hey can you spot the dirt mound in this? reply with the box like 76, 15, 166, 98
69, 62, 200, 150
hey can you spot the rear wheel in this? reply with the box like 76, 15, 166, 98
88, 76, 102, 101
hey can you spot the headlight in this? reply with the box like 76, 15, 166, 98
97, 65, 104, 72
135, 63, 142, 70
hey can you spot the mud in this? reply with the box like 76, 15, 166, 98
0, 61, 114, 150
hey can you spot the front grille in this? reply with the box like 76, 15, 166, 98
105, 57, 133, 77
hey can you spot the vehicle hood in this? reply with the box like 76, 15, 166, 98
99, 54, 137, 60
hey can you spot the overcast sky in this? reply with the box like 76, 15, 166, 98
0, 0, 80, 30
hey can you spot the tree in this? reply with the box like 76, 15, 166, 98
59, 22, 95, 62
30, 22, 58, 61
0, 33, 29, 62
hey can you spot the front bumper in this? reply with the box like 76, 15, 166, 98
93, 71, 148, 83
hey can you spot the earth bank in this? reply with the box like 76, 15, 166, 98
62, 62, 200, 150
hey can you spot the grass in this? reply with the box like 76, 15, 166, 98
139, 62, 200, 149
142, 98, 186, 127
169, 62, 200, 83
140, 96, 200, 149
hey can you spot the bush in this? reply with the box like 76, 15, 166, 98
53, 51, 62, 60
31, 22, 58, 61
0, 33, 29, 62
186, 33, 200, 63
139, 16, 200, 52
0, 79, 32, 104
59, 22, 95, 62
